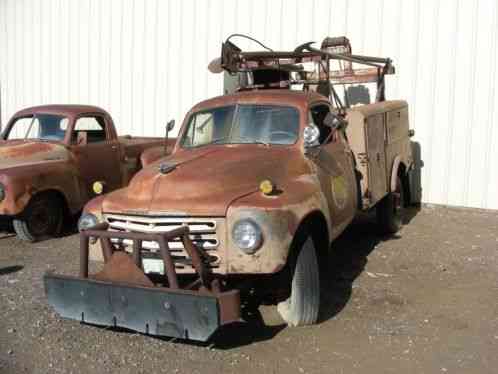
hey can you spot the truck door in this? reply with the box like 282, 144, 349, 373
309, 104, 358, 234
69, 115, 122, 200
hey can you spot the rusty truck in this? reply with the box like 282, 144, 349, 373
0, 105, 174, 241
45, 36, 416, 341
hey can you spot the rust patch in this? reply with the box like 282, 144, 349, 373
0, 142, 58, 159
92, 252, 154, 287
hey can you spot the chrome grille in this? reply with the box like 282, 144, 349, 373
104, 214, 222, 272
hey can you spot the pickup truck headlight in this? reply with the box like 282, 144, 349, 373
0, 183, 5, 202
232, 219, 263, 254
78, 213, 98, 232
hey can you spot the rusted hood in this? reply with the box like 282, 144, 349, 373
102, 145, 308, 216
0, 141, 69, 169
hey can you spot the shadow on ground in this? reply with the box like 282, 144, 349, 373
319, 205, 419, 322
0, 265, 24, 276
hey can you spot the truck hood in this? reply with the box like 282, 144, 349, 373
102, 145, 309, 216
0, 141, 69, 169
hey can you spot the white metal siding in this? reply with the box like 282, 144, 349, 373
0, 0, 497, 209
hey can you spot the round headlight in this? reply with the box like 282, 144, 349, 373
0, 183, 5, 202
232, 219, 263, 254
78, 213, 98, 232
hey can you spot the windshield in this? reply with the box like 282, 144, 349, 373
6, 114, 68, 141
181, 104, 300, 148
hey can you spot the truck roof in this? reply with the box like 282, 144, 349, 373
13, 104, 110, 118
191, 89, 328, 112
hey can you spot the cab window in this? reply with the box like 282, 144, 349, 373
73, 116, 108, 144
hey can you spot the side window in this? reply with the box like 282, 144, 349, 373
73, 116, 107, 144
192, 112, 215, 146
310, 104, 333, 145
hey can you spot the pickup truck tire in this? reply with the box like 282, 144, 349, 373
13, 194, 63, 242
376, 176, 404, 234
277, 236, 320, 326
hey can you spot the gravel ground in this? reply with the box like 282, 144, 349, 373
0, 205, 497, 374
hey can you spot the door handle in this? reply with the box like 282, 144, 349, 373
111, 145, 118, 150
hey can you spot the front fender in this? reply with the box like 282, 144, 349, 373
0, 161, 81, 215
140, 146, 167, 167
225, 175, 331, 274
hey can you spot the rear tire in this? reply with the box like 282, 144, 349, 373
277, 236, 320, 326
13, 193, 64, 242
376, 176, 405, 234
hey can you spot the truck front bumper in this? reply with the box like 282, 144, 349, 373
44, 223, 241, 342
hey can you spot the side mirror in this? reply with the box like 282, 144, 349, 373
164, 119, 175, 154
166, 119, 175, 133
324, 112, 344, 130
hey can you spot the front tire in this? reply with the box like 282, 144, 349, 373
277, 236, 320, 326
376, 176, 405, 234
13, 193, 64, 242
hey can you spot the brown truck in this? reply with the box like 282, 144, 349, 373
0, 104, 174, 241
45, 36, 415, 341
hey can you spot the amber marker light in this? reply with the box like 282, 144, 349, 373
92, 181, 105, 195
259, 179, 275, 195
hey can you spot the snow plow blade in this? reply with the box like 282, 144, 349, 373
44, 273, 239, 342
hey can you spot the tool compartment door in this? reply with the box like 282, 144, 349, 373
365, 113, 387, 205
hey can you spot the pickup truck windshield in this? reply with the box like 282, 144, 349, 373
6, 114, 68, 141
181, 104, 299, 148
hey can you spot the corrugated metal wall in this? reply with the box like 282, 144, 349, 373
0, 0, 497, 209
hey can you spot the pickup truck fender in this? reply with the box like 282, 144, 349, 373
139, 146, 169, 167
390, 155, 411, 200
225, 175, 332, 274
0, 161, 82, 216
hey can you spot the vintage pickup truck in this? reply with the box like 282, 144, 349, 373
0, 104, 173, 241
45, 36, 416, 341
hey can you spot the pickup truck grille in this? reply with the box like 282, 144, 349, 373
104, 214, 223, 273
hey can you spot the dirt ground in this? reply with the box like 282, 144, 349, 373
0, 205, 497, 374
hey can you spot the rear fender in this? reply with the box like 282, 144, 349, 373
390, 155, 404, 192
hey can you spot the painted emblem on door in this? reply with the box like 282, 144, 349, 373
332, 176, 348, 209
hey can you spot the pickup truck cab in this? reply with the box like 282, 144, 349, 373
45, 36, 416, 341
0, 105, 171, 241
